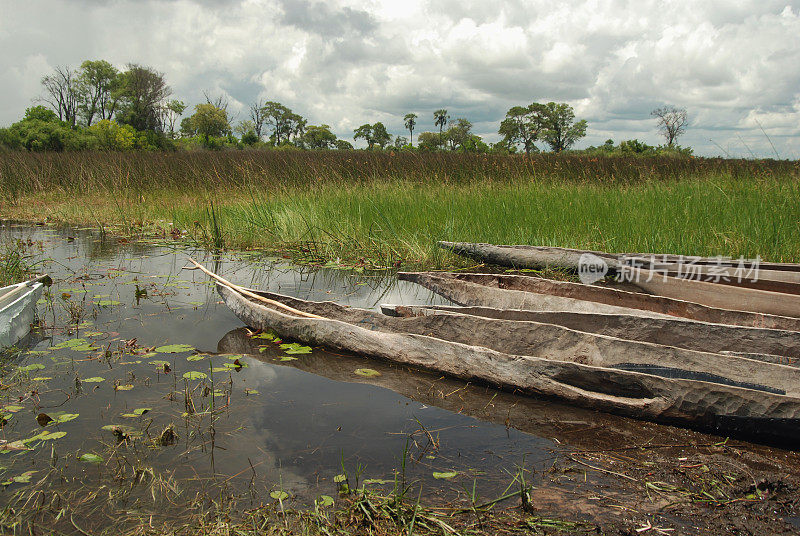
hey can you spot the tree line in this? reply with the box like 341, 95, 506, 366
0, 59, 690, 154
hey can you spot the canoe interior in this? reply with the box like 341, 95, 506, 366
231, 286, 800, 397
398, 271, 800, 332
217, 284, 800, 445
379, 304, 800, 363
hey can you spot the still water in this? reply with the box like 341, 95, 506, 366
2, 221, 717, 527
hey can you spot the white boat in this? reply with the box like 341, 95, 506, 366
0, 276, 48, 349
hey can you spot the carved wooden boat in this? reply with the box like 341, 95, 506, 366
379, 304, 800, 363
398, 272, 800, 332
216, 281, 800, 444
0, 276, 47, 349
439, 241, 800, 301
438, 241, 800, 273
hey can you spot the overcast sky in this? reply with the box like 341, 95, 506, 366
1, 0, 799, 156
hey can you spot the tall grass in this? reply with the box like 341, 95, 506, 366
1, 150, 798, 267
1, 150, 797, 197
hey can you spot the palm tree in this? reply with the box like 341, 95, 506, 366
403, 113, 417, 146
433, 109, 449, 146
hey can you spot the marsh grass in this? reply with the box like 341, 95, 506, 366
0, 240, 35, 287
2, 151, 798, 268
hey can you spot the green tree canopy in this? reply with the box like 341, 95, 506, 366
403, 113, 417, 146
302, 124, 337, 149
77, 60, 120, 126
540, 102, 587, 152
116, 64, 172, 132
188, 103, 230, 145
499, 103, 546, 155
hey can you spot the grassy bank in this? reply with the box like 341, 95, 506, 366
2, 151, 799, 268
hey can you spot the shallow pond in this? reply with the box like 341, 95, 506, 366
2, 221, 798, 532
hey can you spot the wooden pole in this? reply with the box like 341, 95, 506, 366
185, 258, 323, 319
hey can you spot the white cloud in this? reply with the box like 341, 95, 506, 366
0, 0, 798, 156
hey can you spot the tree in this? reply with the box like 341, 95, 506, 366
164, 100, 186, 139
116, 64, 172, 132
499, 103, 546, 155
394, 135, 408, 148
188, 103, 230, 145
371, 122, 391, 149
433, 109, 449, 144
416, 131, 443, 151
302, 124, 337, 149
651, 106, 687, 147
76, 60, 120, 126
334, 139, 354, 150
261, 101, 304, 145
249, 101, 265, 140
403, 113, 417, 146
444, 118, 473, 151
540, 102, 587, 152
353, 123, 374, 148
24, 105, 60, 123
40, 66, 80, 127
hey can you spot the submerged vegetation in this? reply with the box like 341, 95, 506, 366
1, 151, 798, 268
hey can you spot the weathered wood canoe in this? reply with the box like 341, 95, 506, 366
379, 304, 800, 363
218, 327, 754, 451
439, 241, 800, 273
0, 276, 48, 349
438, 243, 800, 317
216, 281, 800, 444
398, 272, 800, 332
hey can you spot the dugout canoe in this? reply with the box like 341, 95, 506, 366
215, 281, 800, 444
438, 242, 800, 296
438, 241, 800, 273
379, 304, 800, 363
217, 327, 764, 452
0, 276, 49, 349
399, 272, 800, 332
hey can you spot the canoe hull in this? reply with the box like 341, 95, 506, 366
218, 284, 800, 445
399, 272, 800, 332
0, 281, 43, 349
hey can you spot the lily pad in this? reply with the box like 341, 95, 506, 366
186, 354, 206, 361
244, 388, 259, 395
18, 363, 45, 372
354, 368, 381, 378
2, 406, 23, 413
270, 490, 289, 500
280, 342, 312, 354
183, 371, 207, 380
155, 344, 195, 354
82, 377, 105, 383
3, 470, 37, 484
115, 384, 134, 391
316, 495, 335, 507
31, 377, 52, 381
94, 300, 121, 307
79, 453, 104, 464
51, 413, 79, 424
251, 332, 276, 340
120, 408, 151, 418
333, 474, 347, 483
432, 471, 458, 480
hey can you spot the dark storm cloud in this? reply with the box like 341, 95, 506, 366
1, 0, 798, 156
278, 0, 378, 37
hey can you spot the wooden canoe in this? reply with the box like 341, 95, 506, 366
398, 272, 800, 332
217, 327, 757, 452
0, 276, 47, 349
216, 282, 800, 444
439, 241, 800, 273
379, 304, 800, 364
439, 241, 800, 298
